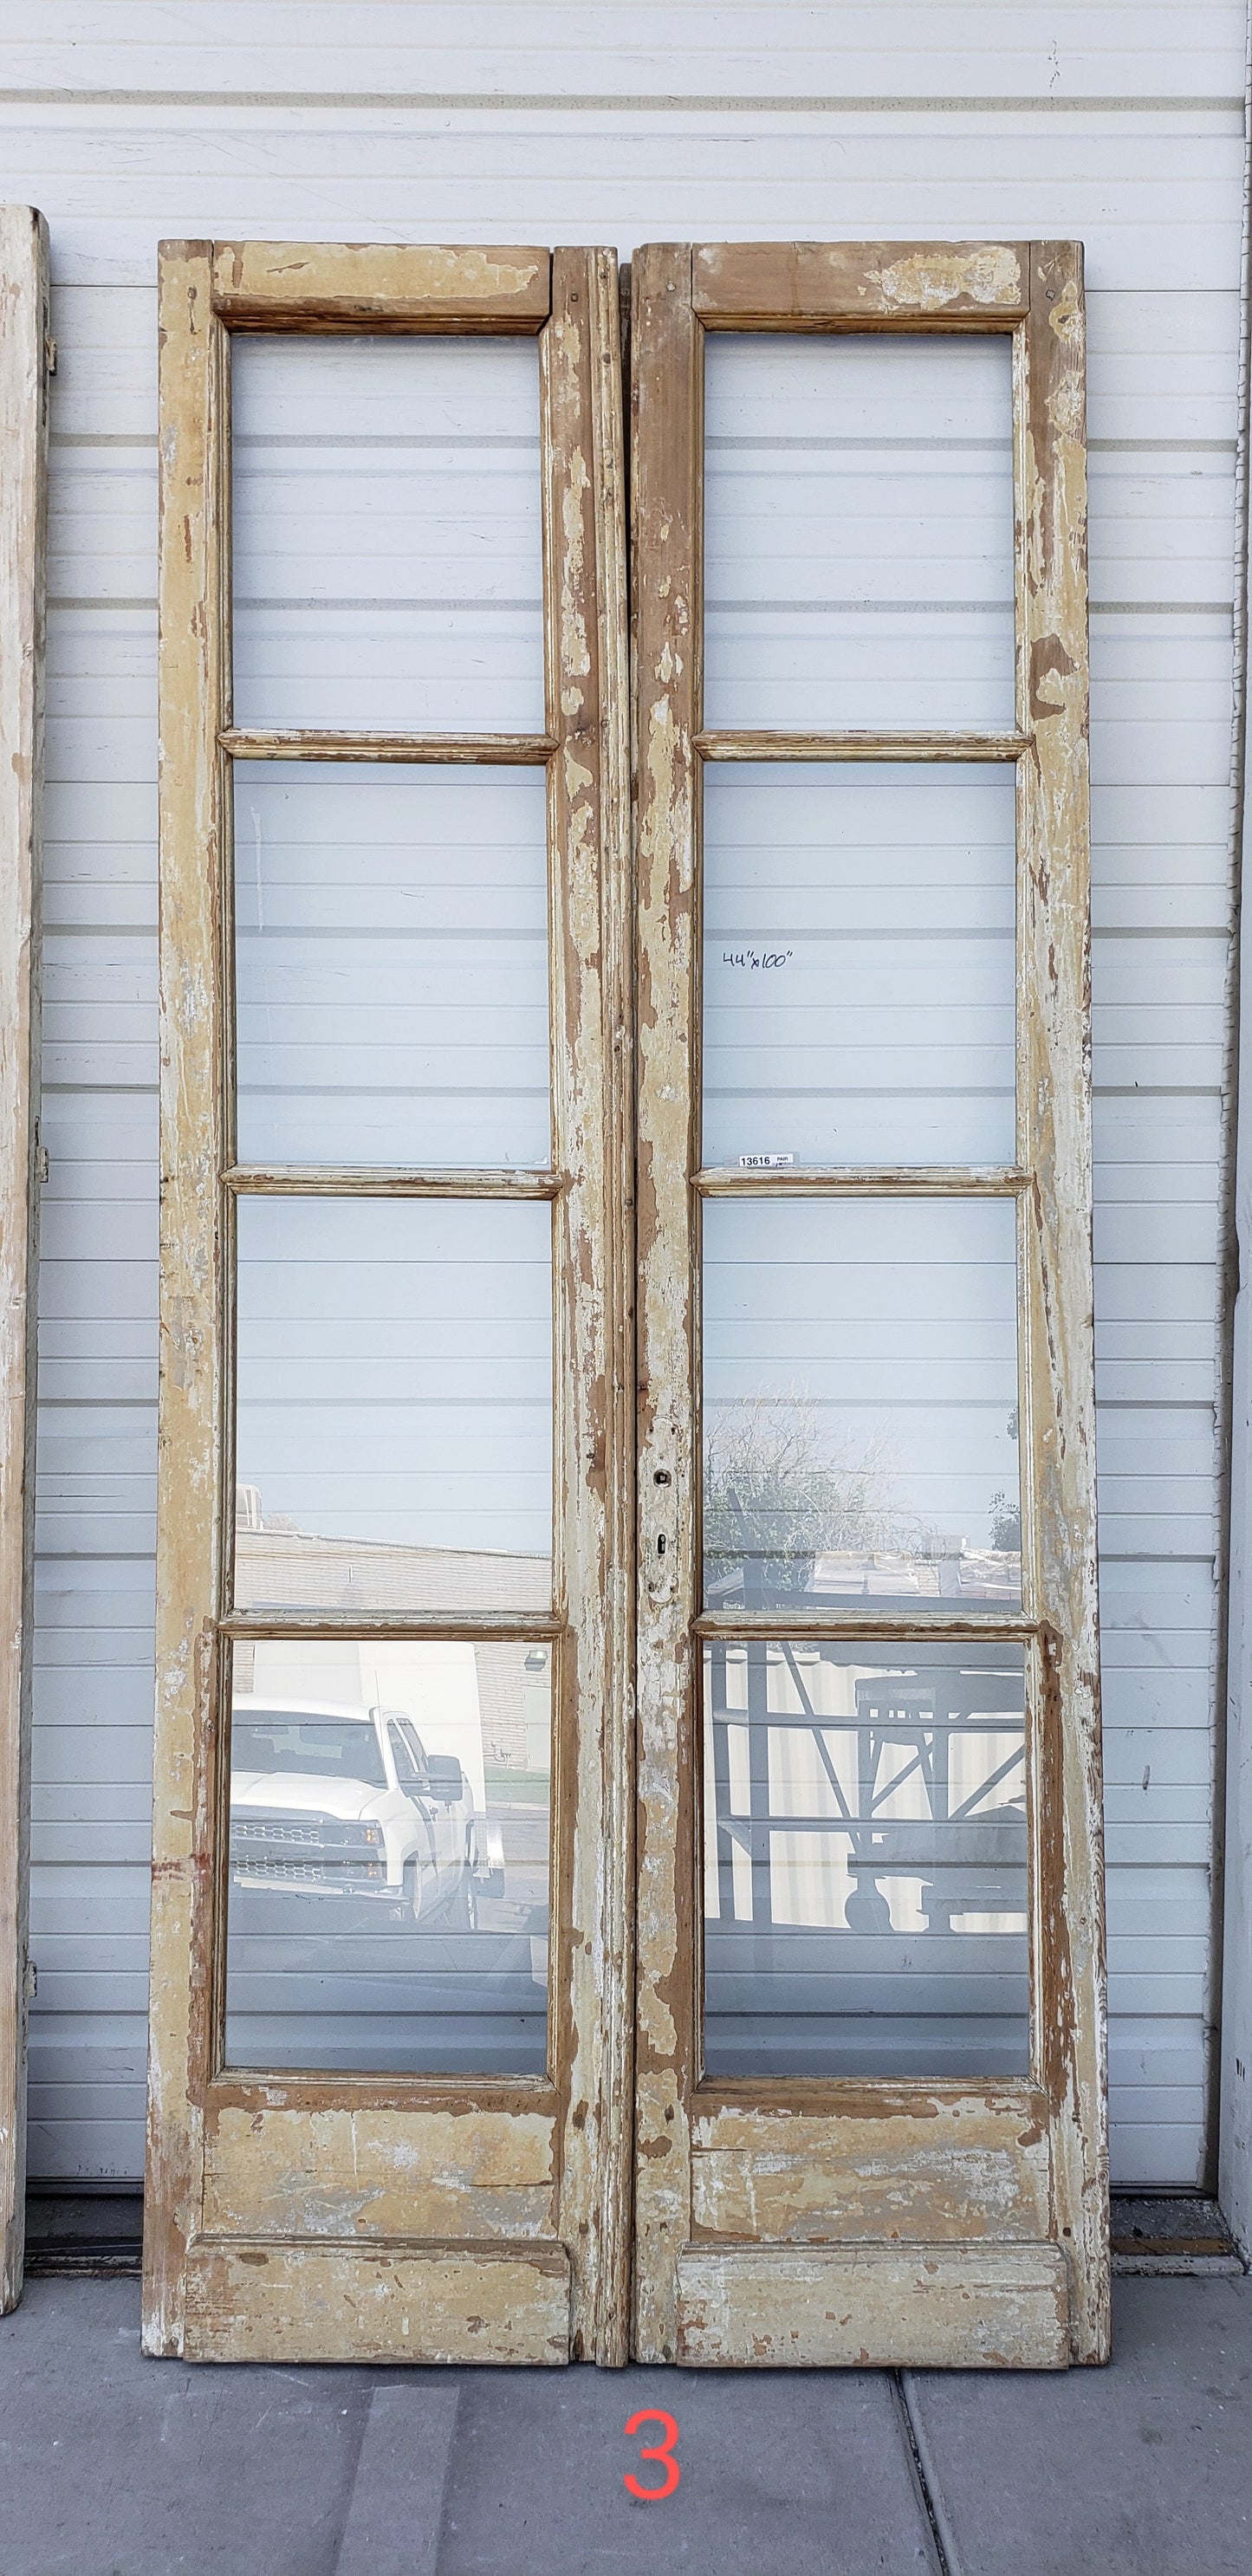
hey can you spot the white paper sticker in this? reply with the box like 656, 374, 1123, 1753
737, 1153, 795, 1170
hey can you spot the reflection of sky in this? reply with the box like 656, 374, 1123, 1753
235, 1196, 553, 1558
702, 761, 1017, 1172
234, 762, 551, 1171
704, 1197, 1019, 1549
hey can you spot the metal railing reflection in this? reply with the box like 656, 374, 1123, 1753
704, 1636, 1027, 1938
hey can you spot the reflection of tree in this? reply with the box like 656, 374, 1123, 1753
704, 1396, 915, 1599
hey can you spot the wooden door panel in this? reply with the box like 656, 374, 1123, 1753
200, 2099, 559, 2242
182, 2238, 571, 2366
147, 240, 631, 2367
675, 2243, 1069, 2369
689, 2091, 1053, 2243
631, 239, 1107, 2370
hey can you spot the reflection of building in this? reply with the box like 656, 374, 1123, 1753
702, 1640, 1030, 2080
231, 1509, 553, 1808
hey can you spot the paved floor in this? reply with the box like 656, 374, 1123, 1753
1, 2274, 1249, 2575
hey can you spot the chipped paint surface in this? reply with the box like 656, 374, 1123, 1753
1019, 243, 1109, 2365
872, 243, 1025, 310
691, 2094, 1052, 2242
211, 241, 550, 323
676, 2244, 1069, 2368
146, 241, 631, 2368
632, 243, 701, 2365
183, 2237, 571, 2364
633, 239, 1106, 2372
0, 206, 48, 2315
204, 2106, 558, 2240
692, 239, 1028, 321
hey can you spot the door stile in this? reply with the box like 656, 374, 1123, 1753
542, 246, 635, 2364
631, 243, 703, 2364
1019, 240, 1108, 2361
147, 243, 230, 2353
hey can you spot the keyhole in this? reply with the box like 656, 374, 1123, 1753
653, 1470, 671, 1487
657, 1533, 667, 1557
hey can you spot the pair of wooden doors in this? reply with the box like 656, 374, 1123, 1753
146, 236, 1107, 2368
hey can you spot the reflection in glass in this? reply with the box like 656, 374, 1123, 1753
234, 762, 550, 1169
232, 335, 544, 733
224, 1638, 551, 2073
702, 762, 1015, 1170
702, 1197, 1021, 1610
233, 1197, 552, 1611
703, 1639, 1028, 2077
704, 334, 1014, 731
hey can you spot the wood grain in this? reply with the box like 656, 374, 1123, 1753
693, 240, 1030, 323
542, 245, 635, 2365
146, 237, 632, 2367
211, 241, 551, 328
676, 2242, 1069, 2367
631, 240, 1106, 2372
183, 2236, 571, 2364
1019, 241, 1110, 2363
145, 241, 228, 2358
631, 241, 702, 2365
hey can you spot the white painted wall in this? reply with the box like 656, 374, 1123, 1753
2, 0, 1243, 2184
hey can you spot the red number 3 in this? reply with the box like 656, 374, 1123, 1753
623, 2408, 681, 2500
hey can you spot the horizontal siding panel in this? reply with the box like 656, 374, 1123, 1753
2, 1, 1247, 94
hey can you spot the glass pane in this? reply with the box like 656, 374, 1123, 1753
704, 334, 1014, 730
234, 762, 550, 1168
234, 1197, 552, 1611
702, 762, 1015, 1169
703, 1197, 1021, 1609
224, 1638, 551, 2073
232, 336, 544, 732
703, 1638, 1028, 2078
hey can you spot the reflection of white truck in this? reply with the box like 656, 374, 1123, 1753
229, 1698, 504, 1926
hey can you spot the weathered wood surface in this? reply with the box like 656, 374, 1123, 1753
690, 2091, 1052, 2243
631, 240, 1106, 2370
693, 240, 1030, 323
203, 2103, 558, 2241
0, 204, 49, 2317
696, 730, 1028, 762
183, 2237, 571, 2364
146, 239, 632, 2365
145, 241, 228, 2358
224, 1166, 561, 1197
676, 2243, 1069, 2368
211, 241, 550, 327
220, 729, 555, 762
696, 1165, 1026, 1197
542, 245, 635, 2365
631, 242, 701, 2366
1018, 240, 1110, 2364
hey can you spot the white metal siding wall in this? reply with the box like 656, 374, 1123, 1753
1, 1, 1242, 2184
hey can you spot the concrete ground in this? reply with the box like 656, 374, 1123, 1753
1, 2275, 1249, 2576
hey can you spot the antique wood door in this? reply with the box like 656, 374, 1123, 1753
631, 241, 1109, 2368
145, 241, 634, 2364
146, 231, 1106, 2370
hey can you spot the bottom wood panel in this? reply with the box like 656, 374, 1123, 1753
177, 2235, 571, 2364
676, 2242, 1070, 2368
